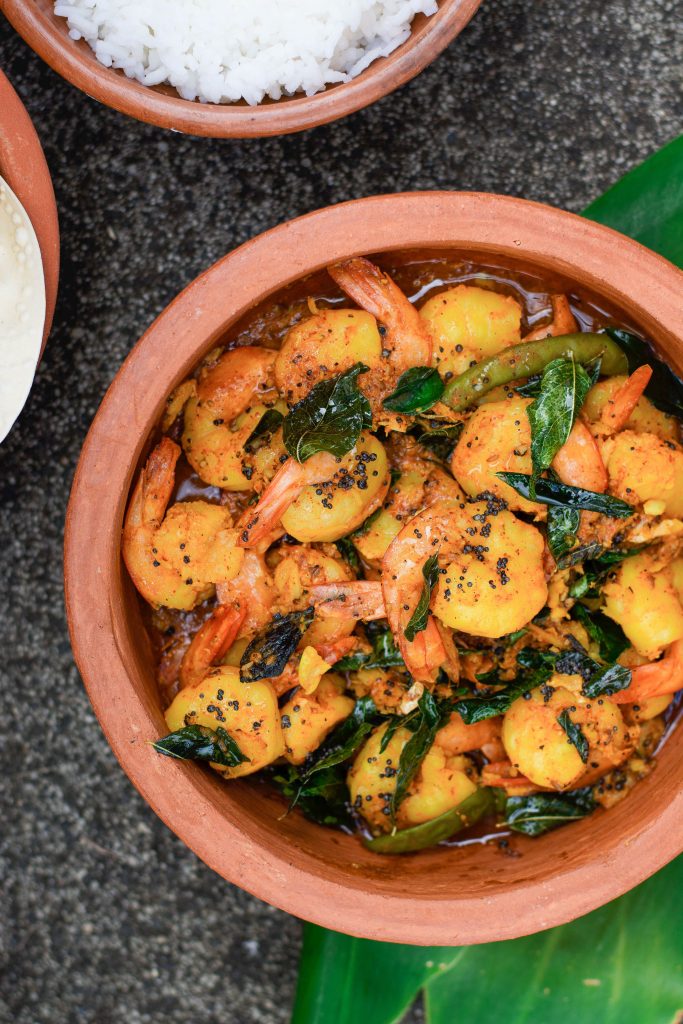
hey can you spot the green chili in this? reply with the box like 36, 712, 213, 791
363, 787, 497, 854
441, 333, 629, 412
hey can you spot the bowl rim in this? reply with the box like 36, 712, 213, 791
1, 0, 482, 138
64, 191, 683, 944
0, 68, 59, 352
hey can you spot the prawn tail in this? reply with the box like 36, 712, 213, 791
237, 458, 304, 548
140, 437, 181, 526
179, 604, 247, 689
308, 582, 386, 621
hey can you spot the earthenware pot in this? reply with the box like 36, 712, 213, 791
64, 192, 683, 944
1, 0, 482, 137
0, 69, 59, 350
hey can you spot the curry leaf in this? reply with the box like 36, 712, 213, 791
557, 709, 589, 763
298, 697, 379, 787
244, 407, 284, 449
573, 602, 630, 663
240, 607, 314, 682
335, 627, 406, 672
283, 363, 372, 463
152, 724, 249, 768
415, 420, 464, 462
505, 788, 595, 837
527, 356, 592, 494
582, 662, 632, 699
404, 553, 441, 643
383, 366, 445, 414
497, 472, 633, 518
454, 648, 556, 724
269, 764, 352, 829
547, 504, 581, 561
391, 690, 442, 817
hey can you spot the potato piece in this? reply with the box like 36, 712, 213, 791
347, 723, 409, 833
420, 284, 522, 378
502, 675, 632, 790
431, 506, 547, 638
399, 748, 477, 827
274, 308, 383, 406
280, 673, 354, 765
352, 509, 402, 564
602, 551, 683, 658
165, 665, 283, 778
603, 430, 683, 517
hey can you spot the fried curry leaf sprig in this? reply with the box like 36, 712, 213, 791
240, 608, 314, 682
153, 724, 249, 769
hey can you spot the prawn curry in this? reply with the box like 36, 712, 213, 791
122, 254, 683, 854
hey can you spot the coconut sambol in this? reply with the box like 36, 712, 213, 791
122, 254, 683, 853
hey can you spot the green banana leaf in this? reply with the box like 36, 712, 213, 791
584, 133, 683, 265
291, 135, 683, 1024
292, 856, 683, 1024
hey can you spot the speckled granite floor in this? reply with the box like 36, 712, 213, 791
0, 3, 681, 1022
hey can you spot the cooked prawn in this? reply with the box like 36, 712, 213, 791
612, 639, 683, 705
179, 347, 281, 490
595, 365, 653, 434
522, 294, 578, 341
179, 605, 247, 689
238, 433, 390, 547
122, 438, 243, 611
381, 498, 547, 680
328, 257, 432, 417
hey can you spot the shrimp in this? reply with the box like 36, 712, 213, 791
502, 674, 634, 790
522, 294, 578, 341
602, 549, 683, 659
419, 284, 522, 379
551, 417, 608, 492
353, 435, 467, 567
595, 365, 653, 434
451, 396, 608, 512
328, 257, 432, 413
237, 432, 390, 547
583, 373, 678, 441
179, 347, 281, 490
122, 438, 244, 611
612, 639, 683, 705
381, 498, 548, 680
216, 551, 276, 633
179, 605, 247, 689
307, 581, 387, 621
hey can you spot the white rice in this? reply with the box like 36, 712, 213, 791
53, 0, 438, 106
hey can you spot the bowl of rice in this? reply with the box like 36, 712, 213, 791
1, 0, 482, 137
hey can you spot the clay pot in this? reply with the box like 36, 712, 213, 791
64, 193, 683, 944
0, 69, 59, 351
1, 0, 481, 138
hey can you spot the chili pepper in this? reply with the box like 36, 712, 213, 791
363, 786, 497, 854
442, 333, 629, 412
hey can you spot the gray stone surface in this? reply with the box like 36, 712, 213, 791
0, 2, 681, 1022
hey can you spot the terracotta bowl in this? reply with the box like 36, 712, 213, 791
0, 69, 59, 351
1, 0, 481, 138
64, 193, 683, 945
